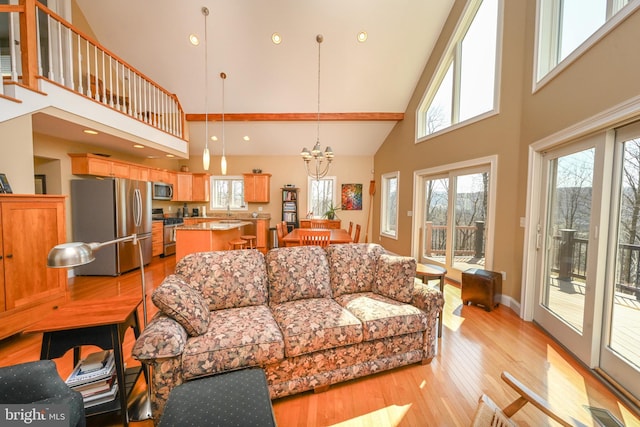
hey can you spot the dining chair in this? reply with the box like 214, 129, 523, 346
298, 229, 331, 247
276, 222, 286, 246
347, 221, 353, 236
310, 220, 330, 229
353, 224, 361, 243
281, 221, 289, 234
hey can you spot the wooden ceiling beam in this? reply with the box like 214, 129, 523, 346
185, 112, 404, 122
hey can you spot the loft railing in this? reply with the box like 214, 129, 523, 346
0, 0, 186, 140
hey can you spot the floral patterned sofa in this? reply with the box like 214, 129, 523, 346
133, 243, 444, 420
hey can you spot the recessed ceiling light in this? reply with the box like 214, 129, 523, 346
133, 144, 145, 149
357, 31, 368, 43
210, 135, 218, 141
166, 154, 175, 158
83, 129, 98, 135
243, 136, 250, 141
147, 155, 159, 159
271, 33, 282, 45
189, 34, 200, 46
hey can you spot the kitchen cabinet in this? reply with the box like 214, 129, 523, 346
69, 153, 205, 202
255, 218, 268, 252
129, 165, 150, 182
244, 174, 271, 203
0, 195, 67, 340
148, 168, 173, 184
174, 173, 193, 201
69, 153, 129, 178
152, 221, 163, 257
192, 174, 210, 202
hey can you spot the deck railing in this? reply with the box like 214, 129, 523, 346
423, 221, 486, 259
0, 0, 186, 140
550, 229, 640, 299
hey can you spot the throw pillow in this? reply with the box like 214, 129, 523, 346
374, 254, 416, 303
152, 275, 210, 336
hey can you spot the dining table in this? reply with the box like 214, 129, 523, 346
281, 228, 353, 247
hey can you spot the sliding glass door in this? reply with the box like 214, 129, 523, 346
600, 122, 640, 399
533, 140, 600, 363
531, 125, 640, 400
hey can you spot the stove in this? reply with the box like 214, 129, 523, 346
163, 217, 184, 226
152, 209, 184, 256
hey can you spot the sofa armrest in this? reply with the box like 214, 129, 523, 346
133, 313, 188, 361
412, 281, 444, 314
412, 281, 444, 361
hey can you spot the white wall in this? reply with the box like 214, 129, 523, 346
0, 115, 35, 194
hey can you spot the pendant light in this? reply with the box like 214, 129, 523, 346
220, 72, 227, 175
300, 34, 334, 180
201, 7, 211, 171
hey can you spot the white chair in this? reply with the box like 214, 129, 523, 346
471, 371, 585, 427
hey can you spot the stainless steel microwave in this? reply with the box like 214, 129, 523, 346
152, 182, 173, 200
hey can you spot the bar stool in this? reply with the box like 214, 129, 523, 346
240, 234, 257, 249
228, 239, 247, 250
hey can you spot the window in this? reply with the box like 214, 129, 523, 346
307, 176, 336, 218
209, 176, 246, 210
536, 0, 637, 83
381, 172, 399, 238
417, 0, 500, 139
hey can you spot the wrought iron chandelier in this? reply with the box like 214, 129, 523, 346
301, 34, 334, 180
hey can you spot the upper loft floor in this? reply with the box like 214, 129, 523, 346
0, 0, 188, 158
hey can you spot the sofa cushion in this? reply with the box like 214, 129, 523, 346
266, 246, 332, 305
271, 298, 363, 357
181, 305, 284, 380
151, 275, 210, 336
175, 250, 269, 310
335, 292, 427, 341
326, 243, 385, 297
374, 254, 416, 303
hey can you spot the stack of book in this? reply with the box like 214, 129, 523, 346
65, 350, 118, 408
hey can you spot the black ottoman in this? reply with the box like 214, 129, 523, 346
158, 368, 277, 427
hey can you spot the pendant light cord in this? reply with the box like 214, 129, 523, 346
221, 72, 226, 157
203, 7, 209, 151
316, 35, 322, 144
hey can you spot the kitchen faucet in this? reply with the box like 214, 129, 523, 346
227, 204, 231, 217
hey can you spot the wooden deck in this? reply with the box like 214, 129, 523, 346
546, 277, 640, 369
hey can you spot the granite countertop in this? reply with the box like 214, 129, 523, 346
177, 214, 270, 221
178, 220, 252, 231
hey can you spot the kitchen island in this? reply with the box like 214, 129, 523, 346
175, 220, 252, 261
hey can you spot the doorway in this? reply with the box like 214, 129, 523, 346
412, 156, 497, 282
528, 127, 640, 401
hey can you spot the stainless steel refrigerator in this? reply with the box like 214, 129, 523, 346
71, 178, 152, 275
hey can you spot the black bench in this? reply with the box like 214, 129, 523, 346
158, 368, 277, 427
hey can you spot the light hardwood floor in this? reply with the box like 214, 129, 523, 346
0, 255, 638, 427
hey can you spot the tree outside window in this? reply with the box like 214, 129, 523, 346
307, 177, 336, 218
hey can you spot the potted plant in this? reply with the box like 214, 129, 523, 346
324, 202, 340, 220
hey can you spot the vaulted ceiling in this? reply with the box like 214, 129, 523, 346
73, 0, 454, 157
